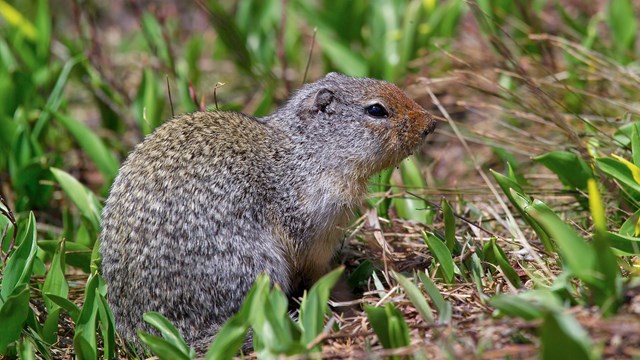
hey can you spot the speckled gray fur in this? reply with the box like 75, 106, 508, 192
99, 72, 436, 352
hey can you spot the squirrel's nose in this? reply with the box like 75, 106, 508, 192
421, 112, 437, 139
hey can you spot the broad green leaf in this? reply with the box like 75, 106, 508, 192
133, 68, 166, 135
388, 316, 409, 350
17, 338, 35, 360
43, 293, 80, 321
90, 235, 102, 274
244, 275, 271, 325
606, 0, 637, 61
483, 237, 522, 288
527, 197, 619, 313
53, 112, 119, 183
347, 260, 375, 289
33, 56, 82, 139
261, 289, 300, 354
489, 294, 545, 321
42, 308, 62, 344
490, 289, 563, 321
38, 240, 92, 273
371, 271, 386, 298
365, 303, 410, 356
607, 231, 640, 255
393, 157, 431, 223
299, 291, 323, 348
540, 312, 594, 360
491, 169, 553, 252
368, 168, 394, 218
1, 212, 37, 303
37, 239, 90, 253
525, 200, 596, 283
97, 293, 116, 360
364, 305, 391, 349
205, 313, 250, 360
632, 123, 640, 166
34, 0, 51, 60
596, 157, 640, 195
589, 180, 622, 315
143, 312, 193, 357
534, 151, 592, 191
619, 209, 640, 237
73, 274, 100, 360
207, 275, 274, 358
0, 286, 30, 354
393, 271, 434, 322
398, 0, 422, 72
74, 336, 97, 360
300, 267, 344, 345
417, 272, 450, 322
50, 167, 101, 230
442, 197, 457, 251
205, 1, 255, 76
614, 122, 635, 147
587, 179, 606, 233
138, 332, 192, 360
238, 275, 271, 352
315, 31, 368, 77
423, 232, 455, 283
591, 231, 622, 315
42, 238, 68, 311
140, 12, 175, 71
611, 154, 640, 184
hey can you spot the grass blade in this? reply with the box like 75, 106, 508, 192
525, 200, 596, 283
534, 151, 592, 191
138, 332, 192, 360
393, 271, 434, 322
540, 311, 594, 360
442, 197, 457, 251
422, 231, 455, 283
483, 237, 522, 288
1, 212, 37, 303
53, 112, 119, 184
300, 267, 344, 345
143, 312, 193, 357
0, 286, 30, 354
417, 271, 452, 323
50, 168, 101, 230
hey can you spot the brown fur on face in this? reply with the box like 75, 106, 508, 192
363, 82, 436, 168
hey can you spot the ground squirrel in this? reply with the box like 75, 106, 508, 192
100, 72, 436, 351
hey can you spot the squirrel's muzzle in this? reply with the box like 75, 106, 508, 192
421, 112, 437, 139
405, 109, 436, 145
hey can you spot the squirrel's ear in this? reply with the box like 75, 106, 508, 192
297, 87, 335, 121
311, 88, 334, 113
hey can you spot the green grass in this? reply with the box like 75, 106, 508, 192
1, 0, 639, 358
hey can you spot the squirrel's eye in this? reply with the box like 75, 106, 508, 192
366, 104, 389, 118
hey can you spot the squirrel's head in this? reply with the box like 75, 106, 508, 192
272, 72, 436, 177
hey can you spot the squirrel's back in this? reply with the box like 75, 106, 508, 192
100, 111, 293, 349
